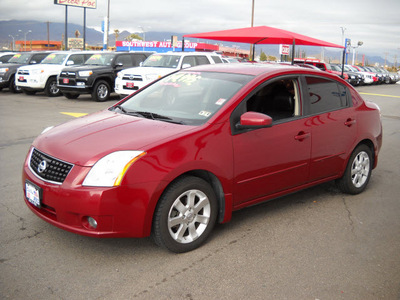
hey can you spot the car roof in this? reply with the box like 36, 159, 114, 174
186, 62, 329, 77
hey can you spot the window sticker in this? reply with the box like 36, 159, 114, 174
199, 111, 211, 117
215, 98, 226, 106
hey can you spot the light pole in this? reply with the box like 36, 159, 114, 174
250, 0, 255, 60
340, 27, 346, 63
351, 41, 363, 65
8, 35, 15, 51
24, 30, 32, 52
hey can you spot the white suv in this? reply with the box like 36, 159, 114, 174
16, 51, 100, 96
115, 52, 223, 96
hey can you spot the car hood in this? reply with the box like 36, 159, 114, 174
122, 66, 177, 76
33, 109, 196, 166
19, 64, 64, 72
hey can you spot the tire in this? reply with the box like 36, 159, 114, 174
44, 78, 61, 97
22, 89, 36, 95
9, 75, 22, 93
152, 176, 218, 253
92, 80, 110, 102
63, 93, 80, 99
336, 144, 373, 194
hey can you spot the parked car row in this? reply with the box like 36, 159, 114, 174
0, 51, 226, 101
292, 58, 399, 86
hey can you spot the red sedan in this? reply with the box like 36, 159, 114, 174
22, 63, 382, 252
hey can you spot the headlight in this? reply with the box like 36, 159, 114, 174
78, 70, 93, 77
0, 67, 9, 73
32, 69, 44, 75
82, 151, 146, 187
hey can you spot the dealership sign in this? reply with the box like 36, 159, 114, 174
279, 44, 290, 55
118, 41, 199, 49
54, 0, 96, 9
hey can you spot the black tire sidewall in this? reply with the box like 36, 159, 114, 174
45, 78, 61, 97
92, 80, 110, 102
337, 144, 373, 194
153, 176, 218, 253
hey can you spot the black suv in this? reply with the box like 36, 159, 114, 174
58, 51, 153, 101
0, 52, 49, 93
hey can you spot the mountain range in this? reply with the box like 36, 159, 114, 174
0, 20, 391, 66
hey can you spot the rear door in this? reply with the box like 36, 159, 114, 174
303, 76, 357, 181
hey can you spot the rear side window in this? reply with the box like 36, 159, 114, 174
116, 55, 133, 67
305, 76, 348, 115
68, 54, 85, 65
31, 54, 48, 64
131, 54, 147, 66
195, 56, 210, 65
211, 56, 223, 64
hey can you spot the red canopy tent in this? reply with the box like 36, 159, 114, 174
184, 25, 344, 62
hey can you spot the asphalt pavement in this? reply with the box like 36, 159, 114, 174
1, 84, 399, 299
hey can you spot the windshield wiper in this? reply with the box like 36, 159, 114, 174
125, 110, 185, 124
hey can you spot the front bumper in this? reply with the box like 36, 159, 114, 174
16, 74, 47, 89
22, 148, 157, 238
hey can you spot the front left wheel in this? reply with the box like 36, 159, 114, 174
45, 78, 61, 97
152, 176, 218, 253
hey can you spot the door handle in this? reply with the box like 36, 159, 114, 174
344, 118, 357, 127
294, 131, 310, 141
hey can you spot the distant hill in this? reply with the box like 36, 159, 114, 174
0, 20, 389, 66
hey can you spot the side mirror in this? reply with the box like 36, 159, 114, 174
182, 63, 191, 69
66, 60, 74, 66
236, 112, 272, 130
30, 60, 37, 64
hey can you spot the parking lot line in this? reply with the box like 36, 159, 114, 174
359, 92, 400, 99
61, 112, 88, 118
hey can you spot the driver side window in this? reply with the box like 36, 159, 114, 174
246, 78, 300, 122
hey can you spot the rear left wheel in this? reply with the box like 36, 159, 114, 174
152, 176, 218, 253
336, 144, 373, 194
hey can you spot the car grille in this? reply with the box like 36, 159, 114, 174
122, 74, 143, 81
60, 71, 76, 78
29, 148, 73, 184
17, 70, 29, 75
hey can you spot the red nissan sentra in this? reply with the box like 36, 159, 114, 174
22, 63, 382, 253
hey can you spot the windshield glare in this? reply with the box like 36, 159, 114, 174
116, 71, 253, 125
8, 53, 31, 64
85, 54, 115, 66
41, 54, 68, 65
142, 55, 181, 68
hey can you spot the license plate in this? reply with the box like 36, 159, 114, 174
126, 82, 135, 88
25, 180, 42, 208
63, 78, 69, 84
18, 76, 25, 82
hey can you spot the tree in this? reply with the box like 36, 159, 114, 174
259, 51, 267, 61
125, 33, 143, 41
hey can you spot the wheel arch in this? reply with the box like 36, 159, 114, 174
148, 169, 228, 236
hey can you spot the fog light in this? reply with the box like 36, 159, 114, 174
87, 217, 98, 229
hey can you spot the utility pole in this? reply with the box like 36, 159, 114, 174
250, 0, 255, 60
47, 21, 50, 49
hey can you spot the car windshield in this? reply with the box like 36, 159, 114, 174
142, 55, 181, 68
113, 71, 253, 125
331, 65, 342, 72
85, 53, 115, 66
41, 53, 68, 65
8, 53, 31, 64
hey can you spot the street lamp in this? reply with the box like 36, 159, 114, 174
24, 30, 32, 52
8, 35, 15, 51
351, 41, 363, 65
